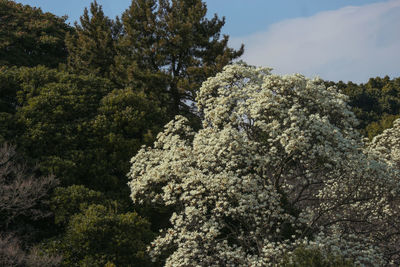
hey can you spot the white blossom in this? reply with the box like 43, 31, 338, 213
128, 63, 399, 266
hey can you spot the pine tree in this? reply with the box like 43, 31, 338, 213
115, 0, 244, 116
112, 0, 168, 102
159, 0, 243, 114
66, 1, 121, 78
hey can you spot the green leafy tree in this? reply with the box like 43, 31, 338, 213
157, 0, 244, 114
66, 1, 121, 78
327, 76, 400, 139
0, 66, 20, 143
112, 0, 171, 115
13, 67, 112, 190
90, 87, 168, 200
0, 0, 72, 68
2, 66, 166, 198
50, 185, 106, 227
365, 113, 400, 140
51, 204, 154, 267
115, 0, 244, 117
44, 186, 159, 267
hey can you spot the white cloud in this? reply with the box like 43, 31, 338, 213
230, 0, 400, 83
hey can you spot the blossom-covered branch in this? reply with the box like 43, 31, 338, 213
128, 63, 399, 266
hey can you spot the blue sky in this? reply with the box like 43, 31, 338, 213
15, 0, 400, 82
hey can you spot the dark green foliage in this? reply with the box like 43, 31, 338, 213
1, 0, 241, 265
66, 1, 121, 78
0, 113, 12, 144
365, 113, 400, 140
158, 0, 244, 113
0, 66, 18, 114
47, 204, 154, 267
327, 76, 400, 139
0, 0, 72, 68
4, 1, 398, 264
282, 246, 356, 267
13, 67, 113, 188
114, 0, 244, 116
0, 66, 19, 142
0, 66, 166, 197
91, 88, 167, 193
50, 185, 106, 227
46, 186, 160, 266
112, 0, 170, 107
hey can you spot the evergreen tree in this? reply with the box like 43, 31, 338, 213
158, 0, 243, 114
1, 66, 166, 197
327, 76, 400, 139
0, 0, 71, 68
13, 67, 113, 190
112, 0, 169, 109
42, 201, 155, 267
0, 66, 19, 143
66, 0, 121, 78
115, 0, 244, 117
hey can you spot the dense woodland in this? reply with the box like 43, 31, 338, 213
0, 0, 399, 266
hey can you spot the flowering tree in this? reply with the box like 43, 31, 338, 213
128, 64, 399, 266
368, 118, 400, 168
365, 118, 400, 263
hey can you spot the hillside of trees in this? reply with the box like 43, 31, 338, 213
0, 0, 399, 266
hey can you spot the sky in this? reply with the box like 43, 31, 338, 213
15, 0, 400, 83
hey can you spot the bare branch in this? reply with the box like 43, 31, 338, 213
0, 143, 59, 229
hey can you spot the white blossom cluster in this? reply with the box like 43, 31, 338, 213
368, 119, 400, 168
364, 119, 400, 264
128, 63, 400, 266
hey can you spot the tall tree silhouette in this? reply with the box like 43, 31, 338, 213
115, 0, 244, 117
66, 0, 121, 78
